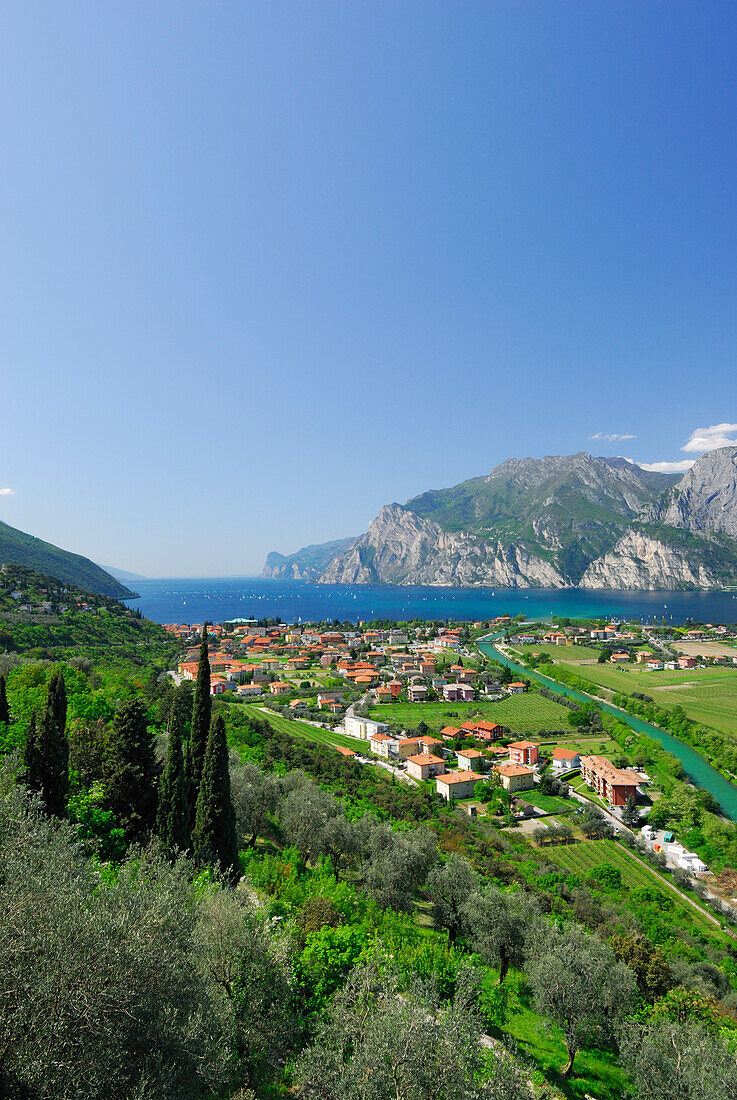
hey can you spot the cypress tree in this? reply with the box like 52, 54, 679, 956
24, 711, 41, 792
0, 673, 9, 726
37, 670, 69, 816
188, 624, 211, 800
156, 702, 190, 856
105, 699, 159, 841
192, 714, 239, 880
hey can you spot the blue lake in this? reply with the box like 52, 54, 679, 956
125, 577, 737, 627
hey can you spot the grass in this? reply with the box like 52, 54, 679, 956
368, 692, 572, 735
516, 789, 576, 814
516, 645, 737, 738
543, 839, 719, 934
235, 702, 368, 752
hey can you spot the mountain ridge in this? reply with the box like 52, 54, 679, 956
0, 520, 134, 599
262, 449, 737, 590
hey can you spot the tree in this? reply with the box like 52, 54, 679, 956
0, 673, 9, 726
361, 822, 437, 911
427, 854, 478, 943
105, 699, 158, 841
609, 933, 673, 1002
581, 805, 613, 839
279, 780, 340, 867
526, 924, 635, 1077
294, 963, 528, 1100
619, 1020, 737, 1100
156, 703, 190, 856
464, 887, 542, 983
230, 755, 279, 848
188, 625, 211, 800
36, 669, 69, 816
622, 793, 640, 827
68, 719, 109, 787
192, 715, 239, 880
0, 774, 238, 1100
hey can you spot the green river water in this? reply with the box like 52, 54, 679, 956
478, 639, 737, 822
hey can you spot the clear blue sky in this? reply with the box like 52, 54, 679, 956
2, 2, 737, 576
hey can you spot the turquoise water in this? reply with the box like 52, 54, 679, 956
126, 577, 737, 627
478, 639, 737, 821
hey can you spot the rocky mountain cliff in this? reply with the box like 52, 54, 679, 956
263, 449, 737, 590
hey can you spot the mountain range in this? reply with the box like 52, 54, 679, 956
0, 520, 134, 599
262, 448, 737, 590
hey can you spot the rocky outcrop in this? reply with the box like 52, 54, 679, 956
649, 447, 737, 538
320, 505, 568, 588
579, 530, 719, 590
263, 449, 737, 590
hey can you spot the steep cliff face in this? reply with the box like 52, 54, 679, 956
578, 530, 719, 590
319, 505, 567, 587
263, 449, 737, 590
650, 447, 737, 538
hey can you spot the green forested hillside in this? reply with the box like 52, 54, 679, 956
0, 519, 133, 598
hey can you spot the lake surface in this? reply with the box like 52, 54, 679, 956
125, 577, 737, 627
478, 638, 737, 821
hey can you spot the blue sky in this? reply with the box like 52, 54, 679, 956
2, 2, 737, 576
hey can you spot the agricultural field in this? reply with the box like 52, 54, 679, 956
368, 691, 572, 735
232, 702, 368, 752
515, 644, 737, 738
543, 839, 720, 938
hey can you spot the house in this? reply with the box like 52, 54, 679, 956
460, 720, 507, 741
495, 763, 535, 793
407, 684, 428, 702
318, 692, 344, 706
635, 650, 653, 664
369, 733, 394, 758
579, 755, 640, 807
507, 682, 526, 694
456, 748, 485, 772
678, 655, 697, 669
552, 747, 581, 771
345, 716, 389, 741
406, 753, 446, 781
237, 683, 263, 697
509, 740, 539, 766
269, 681, 292, 696
388, 680, 404, 698
289, 699, 308, 712
394, 737, 421, 760
442, 683, 474, 702
210, 676, 235, 696
376, 685, 394, 702
418, 735, 444, 754
610, 652, 630, 663
440, 725, 462, 741
435, 771, 484, 801
333, 746, 356, 758
646, 660, 664, 671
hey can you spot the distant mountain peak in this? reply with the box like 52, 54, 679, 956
261, 450, 737, 591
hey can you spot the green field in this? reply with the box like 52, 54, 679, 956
516, 789, 576, 814
233, 702, 368, 752
516, 645, 737, 738
544, 839, 717, 933
368, 692, 571, 735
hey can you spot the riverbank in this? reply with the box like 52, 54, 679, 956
477, 636, 737, 822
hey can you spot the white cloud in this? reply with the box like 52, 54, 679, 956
681, 422, 737, 453
0, 488, 14, 496
637, 460, 696, 473
590, 432, 636, 443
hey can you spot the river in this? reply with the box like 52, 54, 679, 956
477, 638, 737, 821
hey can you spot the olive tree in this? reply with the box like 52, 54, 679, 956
427, 854, 479, 943
463, 887, 543, 983
526, 923, 635, 1077
295, 962, 529, 1100
619, 1020, 737, 1100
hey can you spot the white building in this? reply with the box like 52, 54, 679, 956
344, 716, 389, 741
